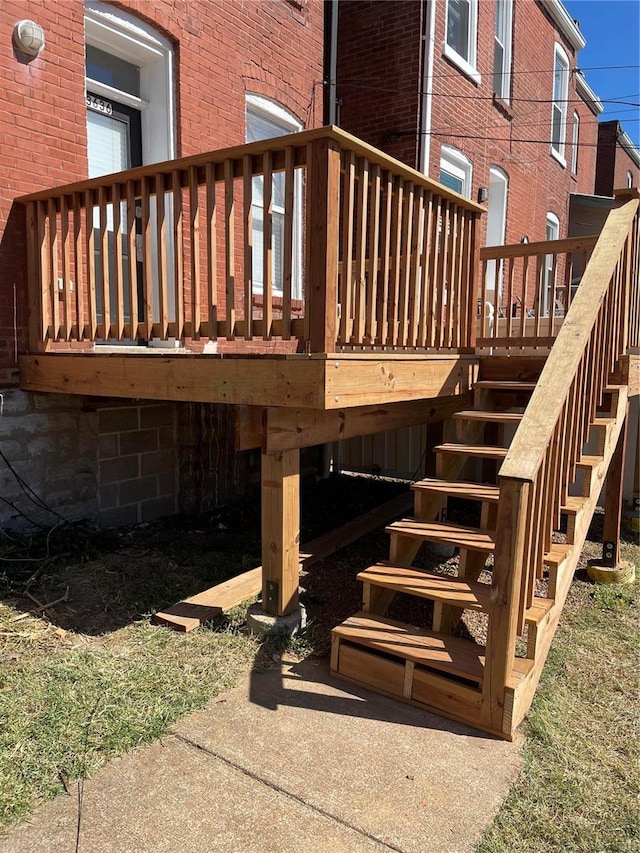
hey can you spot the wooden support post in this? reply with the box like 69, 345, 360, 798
601, 407, 628, 566
481, 477, 530, 733
261, 449, 300, 616
305, 138, 340, 353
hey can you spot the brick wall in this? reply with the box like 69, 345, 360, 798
0, 0, 324, 530
337, 1, 599, 245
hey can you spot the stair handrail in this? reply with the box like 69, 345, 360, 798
481, 188, 639, 734
500, 188, 639, 485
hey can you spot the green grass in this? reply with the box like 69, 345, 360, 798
0, 608, 259, 831
477, 542, 640, 853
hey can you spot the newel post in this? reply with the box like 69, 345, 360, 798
481, 476, 530, 734
305, 136, 341, 353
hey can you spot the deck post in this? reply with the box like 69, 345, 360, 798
305, 136, 340, 353
481, 477, 530, 734
261, 448, 300, 616
601, 407, 628, 566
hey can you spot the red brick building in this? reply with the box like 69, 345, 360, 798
595, 120, 640, 197
336, 0, 603, 249
0, 0, 324, 529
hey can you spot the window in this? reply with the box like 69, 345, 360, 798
444, 0, 480, 83
571, 113, 579, 174
543, 213, 560, 316
551, 44, 569, 163
493, 0, 513, 102
439, 145, 473, 197
246, 95, 302, 298
628, 171, 634, 188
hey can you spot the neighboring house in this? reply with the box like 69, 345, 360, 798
595, 120, 640, 196
336, 0, 601, 249
0, 0, 324, 530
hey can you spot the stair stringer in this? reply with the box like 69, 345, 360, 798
501, 386, 629, 737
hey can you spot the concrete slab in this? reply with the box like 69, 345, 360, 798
177, 658, 523, 853
0, 658, 522, 853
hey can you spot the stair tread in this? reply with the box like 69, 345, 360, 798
452, 410, 523, 423
387, 518, 496, 552
562, 496, 587, 515
412, 478, 500, 503
333, 611, 485, 682
474, 380, 537, 391
576, 455, 602, 468
544, 543, 570, 566
358, 562, 491, 610
525, 597, 555, 624
435, 442, 508, 459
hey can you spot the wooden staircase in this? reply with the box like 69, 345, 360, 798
331, 372, 630, 739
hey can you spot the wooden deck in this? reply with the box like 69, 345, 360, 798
19, 351, 478, 410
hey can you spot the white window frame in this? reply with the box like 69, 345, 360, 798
571, 112, 579, 174
439, 145, 473, 198
551, 43, 570, 166
493, 0, 513, 102
627, 171, 634, 189
444, 0, 481, 85
246, 94, 303, 299
543, 212, 560, 317
85, 2, 175, 165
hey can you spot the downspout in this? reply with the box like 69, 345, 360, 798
419, 0, 436, 175
326, 0, 339, 125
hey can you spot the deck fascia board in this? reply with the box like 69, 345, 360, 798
19, 353, 478, 410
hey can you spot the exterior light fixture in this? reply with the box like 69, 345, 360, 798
520, 235, 529, 244
13, 20, 45, 58
477, 186, 488, 203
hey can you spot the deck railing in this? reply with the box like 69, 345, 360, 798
482, 188, 640, 730
19, 126, 483, 354
478, 234, 599, 350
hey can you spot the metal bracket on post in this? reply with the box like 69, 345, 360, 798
602, 541, 616, 567
265, 580, 279, 614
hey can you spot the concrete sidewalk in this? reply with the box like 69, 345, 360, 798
0, 658, 522, 853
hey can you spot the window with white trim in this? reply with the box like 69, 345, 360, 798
444, 0, 480, 83
551, 44, 569, 163
571, 112, 579, 173
493, 0, 513, 102
543, 212, 560, 316
246, 95, 303, 298
439, 145, 473, 197
628, 171, 634, 188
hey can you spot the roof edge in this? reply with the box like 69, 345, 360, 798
541, 0, 587, 51
575, 73, 603, 115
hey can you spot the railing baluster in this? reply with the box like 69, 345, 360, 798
72, 194, 84, 341
408, 187, 424, 348
339, 151, 355, 346
262, 151, 273, 341
242, 155, 253, 340
172, 170, 184, 340
60, 195, 72, 341
389, 177, 404, 347
365, 163, 381, 345
397, 180, 413, 348
125, 180, 137, 341
282, 147, 295, 341
141, 176, 154, 341
353, 157, 369, 346
376, 170, 393, 346
205, 162, 217, 340
112, 183, 124, 340
224, 158, 236, 340
155, 174, 168, 339
47, 198, 59, 341
189, 166, 201, 340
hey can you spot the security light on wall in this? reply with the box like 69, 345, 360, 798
13, 20, 45, 58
